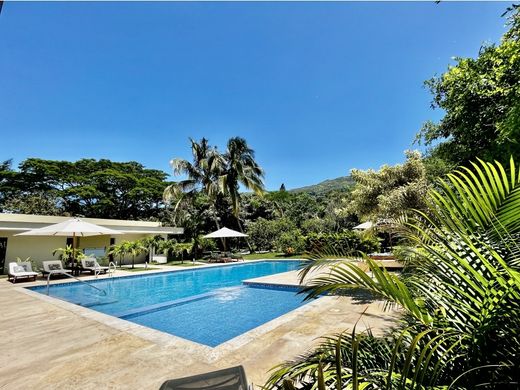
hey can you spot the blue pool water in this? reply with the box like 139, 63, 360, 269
30, 261, 307, 347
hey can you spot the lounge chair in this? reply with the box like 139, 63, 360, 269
159, 365, 250, 390
8, 262, 39, 283
208, 252, 224, 263
80, 257, 109, 274
230, 253, 244, 262
41, 260, 72, 278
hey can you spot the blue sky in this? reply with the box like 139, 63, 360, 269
0, 1, 509, 190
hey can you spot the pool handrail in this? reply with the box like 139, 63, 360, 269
46, 271, 107, 296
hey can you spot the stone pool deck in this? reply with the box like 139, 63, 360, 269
0, 261, 399, 389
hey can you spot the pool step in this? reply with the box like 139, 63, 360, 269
75, 298, 119, 308
116, 286, 244, 319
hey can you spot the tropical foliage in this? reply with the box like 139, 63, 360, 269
267, 158, 520, 389
344, 151, 430, 222
0, 158, 168, 219
416, 7, 520, 168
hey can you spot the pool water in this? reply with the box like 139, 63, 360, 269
30, 261, 307, 347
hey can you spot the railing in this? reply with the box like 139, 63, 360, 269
108, 262, 116, 277
46, 271, 107, 296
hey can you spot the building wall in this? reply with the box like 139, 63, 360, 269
0, 231, 156, 273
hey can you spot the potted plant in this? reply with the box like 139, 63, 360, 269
53, 245, 86, 269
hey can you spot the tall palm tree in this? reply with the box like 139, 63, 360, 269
221, 137, 265, 220
267, 158, 520, 389
164, 138, 225, 231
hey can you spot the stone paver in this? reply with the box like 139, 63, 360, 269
0, 262, 398, 389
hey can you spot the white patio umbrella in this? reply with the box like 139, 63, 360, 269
15, 218, 122, 274
353, 221, 374, 231
203, 227, 248, 251
203, 227, 248, 239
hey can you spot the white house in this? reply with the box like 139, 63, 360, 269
0, 213, 183, 273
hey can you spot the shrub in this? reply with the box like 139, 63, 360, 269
305, 232, 380, 256
275, 229, 305, 255
247, 217, 297, 251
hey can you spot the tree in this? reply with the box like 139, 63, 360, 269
416, 8, 520, 167
108, 241, 129, 268
140, 235, 165, 262
279, 183, 286, 192
220, 137, 265, 228
125, 240, 146, 269
246, 217, 297, 252
2, 192, 63, 215
346, 150, 429, 222
267, 158, 520, 389
2, 158, 168, 219
164, 137, 265, 242
164, 138, 226, 232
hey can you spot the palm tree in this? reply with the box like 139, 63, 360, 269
107, 241, 128, 268
126, 240, 146, 269
221, 137, 265, 224
140, 235, 164, 262
267, 158, 520, 389
164, 138, 226, 232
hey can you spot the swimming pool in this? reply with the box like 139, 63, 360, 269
30, 261, 307, 347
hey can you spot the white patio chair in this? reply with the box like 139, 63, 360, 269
80, 257, 109, 274
41, 260, 72, 277
8, 262, 39, 283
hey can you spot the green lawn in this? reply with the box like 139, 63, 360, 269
242, 252, 306, 260
163, 261, 202, 267
120, 267, 160, 272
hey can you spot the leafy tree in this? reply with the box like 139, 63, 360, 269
2, 158, 168, 219
300, 218, 330, 235
284, 192, 321, 228
239, 193, 280, 223
0, 159, 20, 210
279, 183, 286, 192
346, 150, 429, 222
3, 192, 63, 215
416, 8, 520, 166
267, 158, 520, 389
247, 217, 297, 252
275, 229, 305, 255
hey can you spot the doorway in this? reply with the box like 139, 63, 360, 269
0, 237, 7, 274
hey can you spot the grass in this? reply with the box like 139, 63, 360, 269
243, 252, 305, 260
120, 267, 160, 272
163, 261, 202, 267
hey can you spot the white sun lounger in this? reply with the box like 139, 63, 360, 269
80, 257, 109, 274
41, 260, 72, 277
8, 262, 39, 283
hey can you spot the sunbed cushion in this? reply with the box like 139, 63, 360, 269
13, 265, 26, 273
48, 263, 62, 271
84, 260, 96, 268
19, 263, 30, 271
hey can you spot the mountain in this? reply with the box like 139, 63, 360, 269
289, 176, 354, 195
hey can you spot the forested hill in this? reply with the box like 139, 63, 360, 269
289, 176, 354, 195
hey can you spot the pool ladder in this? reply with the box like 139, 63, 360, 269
46, 271, 107, 297
108, 261, 117, 278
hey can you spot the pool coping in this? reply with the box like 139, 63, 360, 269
16, 259, 322, 362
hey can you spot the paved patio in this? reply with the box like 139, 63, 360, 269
0, 262, 399, 389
